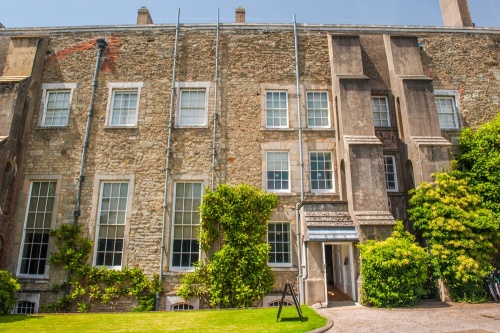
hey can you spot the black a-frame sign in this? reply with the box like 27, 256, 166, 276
276, 282, 303, 322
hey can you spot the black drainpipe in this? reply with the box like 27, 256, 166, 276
73, 38, 107, 225
66, 39, 107, 299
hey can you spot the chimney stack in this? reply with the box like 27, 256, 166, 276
236, 6, 245, 23
439, 0, 473, 27
137, 6, 154, 25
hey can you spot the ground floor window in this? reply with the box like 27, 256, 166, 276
19, 181, 57, 276
268, 222, 291, 266
171, 182, 202, 269
16, 301, 35, 314
95, 182, 129, 268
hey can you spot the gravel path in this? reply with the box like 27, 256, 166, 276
314, 301, 500, 333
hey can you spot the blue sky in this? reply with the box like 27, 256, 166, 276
1, 0, 499, 28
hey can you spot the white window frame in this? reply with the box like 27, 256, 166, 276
105, 82, 143, 128
39, 83, 77, 127
176, 82, 210, 127
383, 156, 398, 192
268, 221, 292, 267
371, 96, 390, 127
170, 182, 203, 271
266, 151, 291, 193
306, 91, 330, 128
265, 91, 289, 128
310, 151, 335, 193
17, 176, 61, 279
434, 90, 461, 129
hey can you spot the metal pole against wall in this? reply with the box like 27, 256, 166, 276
73, 38, 107, 226
157, 9, 180, 311
293, 14, 305, 304
211, 9, 220, 191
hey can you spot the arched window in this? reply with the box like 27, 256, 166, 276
172, 303, 194, 311
268, 300, 292, 307
16, 301, 35, 314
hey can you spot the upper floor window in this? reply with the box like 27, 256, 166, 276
106, 82, 143, 127
95, 182, 129, 269
372, 96, 390, 127
307, 91, 330, 128
266, 152, 290, 192
268, 222, 291, 267
435, 91, 460, 129
383, 156, 398, 192
266, 91, 288, 128
310, 152, 334, 192
177, 82, 210, 127
18, 181, 57, 277
171, 182, 202, 270
39, 83, 77, 127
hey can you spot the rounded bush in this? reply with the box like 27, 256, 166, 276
358, 222, 429, 308
0, 270, 20, 314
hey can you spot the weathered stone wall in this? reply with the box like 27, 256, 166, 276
420, 33, 500, 127
0, 36, 9, 75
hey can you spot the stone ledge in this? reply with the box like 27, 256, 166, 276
354, 210, 396, 225
412, 136, 452, 146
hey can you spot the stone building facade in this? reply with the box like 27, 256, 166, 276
0, 1, 499, 312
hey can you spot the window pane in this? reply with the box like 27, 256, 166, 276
310, 152, 334, 192
110, 90, 138, 126
307, 92, 329, 127
384, 156, 398, 191
179, 90, 206, 126
266, 91, 288, 128
171, 182, 203, 268
268, 222, 291, 265
20, 181, 57, 275
43, 90, 71, 126
95, 182, 129, 268
266, 152, 289, 191
436, 97, 458, 129
372, 97, 390, 127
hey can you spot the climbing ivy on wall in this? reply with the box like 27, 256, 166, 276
178, 183, 278, 308
46, 224, 161, 312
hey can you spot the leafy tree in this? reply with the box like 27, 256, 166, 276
178, 183, 278, 308
409, 172, 499, 302
0, 270, 20, 314
457, 114, 500, 216
358, 221, 429, 308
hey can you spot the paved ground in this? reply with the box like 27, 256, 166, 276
314, 300, 500, 333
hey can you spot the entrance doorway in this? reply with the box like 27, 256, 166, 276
323, 243, 356, 302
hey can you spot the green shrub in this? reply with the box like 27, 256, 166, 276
409, 172, 498, 302
358, 221, 429, 308
0, 270, 20, 315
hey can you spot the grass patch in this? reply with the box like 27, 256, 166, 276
0, 305, 326, 333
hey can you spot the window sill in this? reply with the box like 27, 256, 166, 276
17, 276, 49, 283
303, 127, 335, 132
104, 125, 139, 130
260, 127, 295, 132
374, 126, 398, 130
269, 266, 297, 272
175, 125, 209, 129
36, 126, 69, 130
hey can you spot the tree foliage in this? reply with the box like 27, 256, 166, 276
409, 172, 499, 302
457, 114, 500, 216
178, 183, 278, 308
358, 221, 429, 308
0, 270, 20, 315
